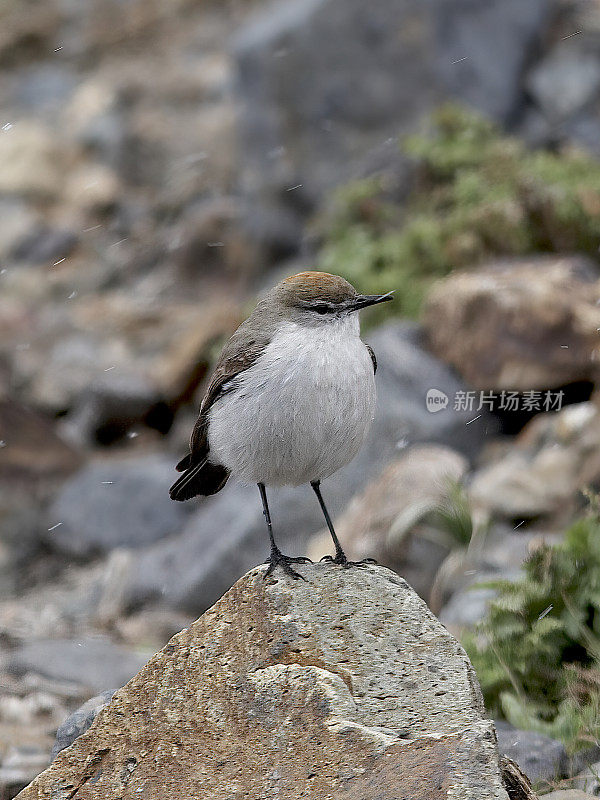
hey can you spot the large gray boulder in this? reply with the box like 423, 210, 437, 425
47, 455, 193, 558
16, 564, 513, 799
123, 322, 498, 613
233, 0, 549, 250
495, 721, 567, 785
3, 637, 149, 694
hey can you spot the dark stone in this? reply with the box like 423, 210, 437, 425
4, 638, 149, 694
495, 721, 567, 784
64, 374, 167, 446
52, 691, 114, 760
48, 455, 193, 558
11, 225, 78, 264
12, 64, 78, 115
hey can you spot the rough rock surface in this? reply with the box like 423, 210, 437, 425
17, 564, 509, 799
423, 256, 600, 391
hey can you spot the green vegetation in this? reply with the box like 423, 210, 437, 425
318, 105, 600, 319
464, 500, 600, 752
429, 481, 479, 550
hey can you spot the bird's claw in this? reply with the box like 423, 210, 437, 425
264, 551, 310, 581
320, 554, 377, 568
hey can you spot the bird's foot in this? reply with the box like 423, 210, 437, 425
264, 550, 311, 581
320, 553, 377, 568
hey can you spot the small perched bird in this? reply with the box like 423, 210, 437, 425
170, 271, 393, 578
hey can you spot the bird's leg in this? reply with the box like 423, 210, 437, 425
257, 483, 310, 580
311, 480, 377, 567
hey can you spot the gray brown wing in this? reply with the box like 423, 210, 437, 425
182, 312, 274, 465
365, 343, 377, 374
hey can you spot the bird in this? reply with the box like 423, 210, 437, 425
170, 271, 393, 579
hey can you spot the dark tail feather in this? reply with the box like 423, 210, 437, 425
169, 457, 230, 501
175, 453, 193, 472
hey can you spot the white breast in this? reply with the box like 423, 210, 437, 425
208, 315, 376, 486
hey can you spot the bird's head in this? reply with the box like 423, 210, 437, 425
270, 271, 393, 326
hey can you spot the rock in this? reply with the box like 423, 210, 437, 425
0, 548, 187, 647
0, 692, 63, 726
527, 45, 600, 122
122, 481, 323, 614
51, 691, 113, 761
440, 584, 500, 631
348, 322, 499, 474
18, 332, 134, 413
124, 323, 496, 614
0, 1, 59, 63
438, 528, 563, 632
307, 445, 468, 596
562, 113, 600, 160
495, 720, 567, 785
469, 401, 600, 522
174, 196, 258, 284
12, 64, 78, 117
242, 203, 305, 263
11, 225, 78, 265
0, 199, 39, 260
0, 747, 49, 800
435, 0, 548, 121
0, 688, 68, 797
61, 373, 166, 446
63, 78, 122, 157
0, 397, 79, 581
543, 792, 598, 800
3, 637, 149, 695
0, 398, 82, 485
151, 300, 241, 408
64, 164, 120, 212
234, 0, 548, 249
499, 756, 538, 800
112, 607, 192, 650
423, 256, 600, 392
1, 279, 238, 417
574, 762, 600, 796
16, 564, 510, 799
47, 455, 193, 558
0, 121, 65, 199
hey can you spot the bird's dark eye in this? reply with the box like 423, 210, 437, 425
312, 303, 329, 314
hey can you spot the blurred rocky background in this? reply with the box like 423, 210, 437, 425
1, 0, 600, 796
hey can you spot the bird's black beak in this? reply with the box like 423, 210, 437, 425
347, 291, 394, 312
